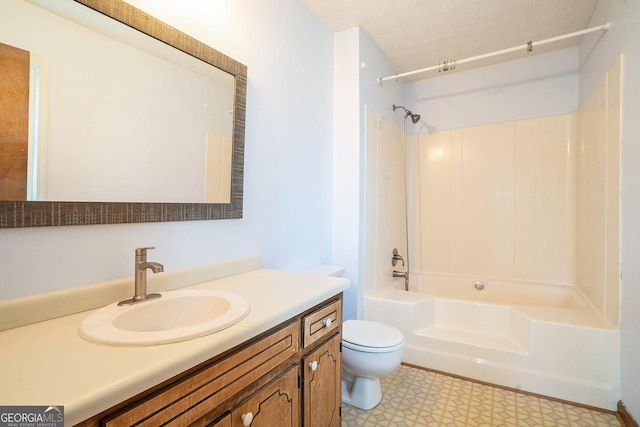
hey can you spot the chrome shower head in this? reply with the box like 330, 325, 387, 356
393, 104, 421, 124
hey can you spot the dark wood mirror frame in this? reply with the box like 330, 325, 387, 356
0, 0, 246, 228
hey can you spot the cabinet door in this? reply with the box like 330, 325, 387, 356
208, 412, 231, 427
232, 365, 299, 427
303, 334, 341, 427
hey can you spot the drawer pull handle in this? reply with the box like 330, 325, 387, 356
241, 412, 253, 426
324, 318, 332, 328
309, 360, 319, 372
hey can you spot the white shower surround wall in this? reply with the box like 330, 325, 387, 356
362, 56, 621, 410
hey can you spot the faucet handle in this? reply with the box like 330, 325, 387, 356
391, 248, 405, 267
135, 246, 156, 258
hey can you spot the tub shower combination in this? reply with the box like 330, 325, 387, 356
361, 101, 620, 410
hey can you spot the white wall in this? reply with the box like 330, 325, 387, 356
581, 0, 640, 418
620, 2, 640, 417
332, 28, 405, 319
0, 0, 335, 300
332, 27, 361, 320
406, 47, 579, 132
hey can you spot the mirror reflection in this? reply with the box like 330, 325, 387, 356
1, 0, 235, 204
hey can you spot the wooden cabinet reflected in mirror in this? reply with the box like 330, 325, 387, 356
0, 42, 30, 201
0, 0, 246, 228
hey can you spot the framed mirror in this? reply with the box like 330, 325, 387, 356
0, 0, 246, 228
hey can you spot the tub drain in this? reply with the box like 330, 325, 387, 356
473, 281, 485, 291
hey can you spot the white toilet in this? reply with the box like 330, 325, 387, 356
301, 265, 406, 411
341, 319, 405, 410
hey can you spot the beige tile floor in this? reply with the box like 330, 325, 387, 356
342, 364, 621, 427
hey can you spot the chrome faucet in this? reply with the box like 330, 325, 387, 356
392, 248, 409, 290
118, 246, 164, 306
393, 270, 410, 291
393, 270, 409, 280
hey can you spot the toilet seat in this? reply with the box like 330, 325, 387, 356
342, 320, 405, 353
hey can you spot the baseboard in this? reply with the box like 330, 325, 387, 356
618, 401, 639, 427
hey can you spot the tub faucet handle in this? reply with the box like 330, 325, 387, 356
392, 248, 405, 267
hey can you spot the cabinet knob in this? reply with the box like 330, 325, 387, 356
324, 318, 332, 328
309, 360, 318, 372
241, 412, 253, 426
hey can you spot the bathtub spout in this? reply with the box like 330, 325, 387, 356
393, 270, 409, 291
392, 270, 408, 279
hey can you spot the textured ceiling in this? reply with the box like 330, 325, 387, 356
299, 0, 599, 81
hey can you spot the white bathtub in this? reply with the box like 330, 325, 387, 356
363, 274, 619, 410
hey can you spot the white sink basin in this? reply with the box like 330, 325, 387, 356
80, 289, 250, 346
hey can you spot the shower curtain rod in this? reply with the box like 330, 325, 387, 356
378, 22, 610, 84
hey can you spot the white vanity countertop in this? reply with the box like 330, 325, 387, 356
0, 268, 349, 426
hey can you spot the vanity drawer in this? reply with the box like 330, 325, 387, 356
303, 299, 342, 348
102, 321, 299, 427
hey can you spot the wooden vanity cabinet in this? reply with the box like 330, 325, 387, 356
302, 334, 342, 427
76, 294, 342, 427
301, 299, 342, 427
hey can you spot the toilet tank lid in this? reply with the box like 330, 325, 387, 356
343, 319, 405, 349
302, 264, 345, 277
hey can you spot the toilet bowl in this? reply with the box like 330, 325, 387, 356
341, 319, 405, 410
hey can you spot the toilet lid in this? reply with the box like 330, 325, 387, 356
342, 320, 405, 352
